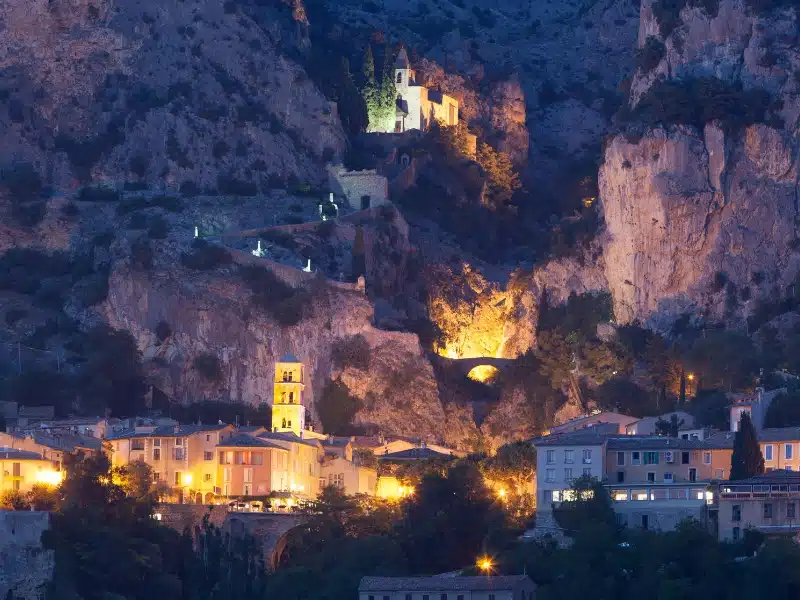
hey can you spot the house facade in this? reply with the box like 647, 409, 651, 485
358, 575, 535, 600
0, 448, 61, 494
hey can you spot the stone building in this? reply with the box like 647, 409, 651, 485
327, 165, 390, 210
389, 47, 460, 133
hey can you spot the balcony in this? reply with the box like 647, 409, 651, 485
720, 483, 800, 499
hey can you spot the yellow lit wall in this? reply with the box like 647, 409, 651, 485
0, 456, 59, 494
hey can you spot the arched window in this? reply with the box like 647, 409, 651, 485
281, 392, 286, 403
396, 71, 403, 84
282, 418, 287, 428
289, 392, 294, 403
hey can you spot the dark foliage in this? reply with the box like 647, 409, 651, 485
731, 412, 765, 480
181, 240, 233, 270
330, 335, 371, 371
635, 36, 666, 73
317, 378, 363, 435
193, 353, 223, 381
154, 321, 172, 342
239, 265, 312, 327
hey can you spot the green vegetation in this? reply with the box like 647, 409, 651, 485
194, 352, 223, 381
330, 334, 371, 371
476, 141, 521, 209
631, 77, 774, 133
635, 36, 666, 73
43, 453, 266, 600
316, 378, 363, 435
181, 239, 233, 271
239, 265, 312, 327
731, 412, 765, 480
360, 44, 396, 132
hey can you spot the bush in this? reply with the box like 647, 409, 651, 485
1, 162, 42, 202
77, 186, 121, 202
147, 215, 170, 239
155, 321, 172, 342
636, 36, 666, 73
217, 174, 258, 196
150, 195, 183, 213
194, 353, 223, 381
631, 77, 772, 132
131, 238, 154, 270
331, 335, 371, 371
181, 240, 232, 270
239, 265, 311, 326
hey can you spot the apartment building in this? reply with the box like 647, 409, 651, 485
108, 423, 235, 503
605, 435, 733, 486
320, 455, 377, 496
533, 429, 610, 511
255, 431, 324, 499
718, 470, 800, 541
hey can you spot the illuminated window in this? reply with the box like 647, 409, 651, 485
204, 452, 213, 461
132, 439, 145, 451
153, 448, 161, 461
175, 472, 182, 485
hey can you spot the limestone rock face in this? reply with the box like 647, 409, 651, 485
601, 0, 799, 328
0, 0, 346, 188
600, 123, 799, 328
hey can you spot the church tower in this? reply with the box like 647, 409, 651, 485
394, 46, 414, 92
271, 354, 306, 436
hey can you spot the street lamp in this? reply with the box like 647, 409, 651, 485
477, 556, 494, 574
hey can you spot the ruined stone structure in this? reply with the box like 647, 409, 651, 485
327, 165, 390, 210
0, 511, 53, 600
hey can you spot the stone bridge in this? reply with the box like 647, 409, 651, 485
432, 355, 516, 378
155, 504, 307, 570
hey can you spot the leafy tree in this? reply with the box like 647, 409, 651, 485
686, 330, 759, 392
481, 441, 537, 525
360, 45, 382, 131
536, 330, 575, 389
764, 386, 800, 428
730, 412, 765, 480
0, 489, 27, 510
317, 378, 362, 435
476, 141, 520, 209
594, 377, 656, 417
396, 462, 506, 574
27, 483, 59, 510
552, 475, 616, 534
654, 413, 684, 437
689, 390, 731, 430
79, 325, 147, 417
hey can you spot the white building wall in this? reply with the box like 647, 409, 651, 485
536, 442, 606, 512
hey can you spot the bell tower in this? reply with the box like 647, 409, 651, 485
271, 353, 306, 436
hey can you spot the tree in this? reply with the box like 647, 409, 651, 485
27, 483, 59, 511
552, 475, 616, 534
730, 412, 765, 480
476, 141, 520, 209
317, 379, 362, 435
376, 43, 397, 131
687, 330, 759, 392
594, 376, 656, 417
360, 45, 381, 131
764, 386, 800, 428
396, 462, 506, 574
654, 413, 684, 437
0, 489, 27, 510
481, 442, 537, 525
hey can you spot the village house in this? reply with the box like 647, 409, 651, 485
358, 575, 536, 600
0, 447, 62, 493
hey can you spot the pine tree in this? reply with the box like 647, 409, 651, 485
730, 412, 765, 480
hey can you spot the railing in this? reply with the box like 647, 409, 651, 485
720, 484, 800, 499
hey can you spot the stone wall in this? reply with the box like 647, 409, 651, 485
327, 166, 390, 210
0, 511, 53, 600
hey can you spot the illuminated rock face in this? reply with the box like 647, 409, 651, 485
600, 0, 799, 329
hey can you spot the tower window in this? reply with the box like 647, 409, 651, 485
281, 392, 286, 403
396, 71, 402, 84
287, 420, 292, 428
282, 418, 287, 428
289, 392, 294, 403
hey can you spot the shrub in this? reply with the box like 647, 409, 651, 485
13, 201, 47, 227
131, 238, 154, 270
331, 335, 371, 371
155, 321, 172, 342
77, 186, 121, 202
181, 240, 232, 270
1, 162, 42, 202
217, 174, 258, 196
239, 265, 311, 326
194, 353, 223, 381
631, 77, 772, 132
147, 215, 169, 239
636, 36, 666, 73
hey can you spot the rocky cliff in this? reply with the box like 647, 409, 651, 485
599, 0, 799, 329
0, 0, 345, 190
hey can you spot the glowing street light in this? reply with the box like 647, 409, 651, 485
687, 373, 695, 381
35, 469, 64, 486
497, 488, 507, 500
477, 556, 494, 573
183, 473, 193, 486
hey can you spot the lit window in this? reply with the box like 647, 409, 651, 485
175, 472, 181, 485
204, 452, 213, 461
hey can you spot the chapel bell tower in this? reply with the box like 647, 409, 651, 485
271, 354, 306, 436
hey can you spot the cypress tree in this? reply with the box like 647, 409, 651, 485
377, 44, 397, 131
360, 45, 380, 131
730, 412, 765, 480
